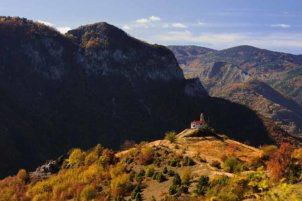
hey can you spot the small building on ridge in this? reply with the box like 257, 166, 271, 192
190, 113, 206, 129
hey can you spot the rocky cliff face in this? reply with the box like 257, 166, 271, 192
68, 23, 184, 81
0, 17, 271, 178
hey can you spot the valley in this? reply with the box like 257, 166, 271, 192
169, 45, 302, 138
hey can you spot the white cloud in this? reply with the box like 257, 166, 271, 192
149, 16, 161, 21
126, 16, 162, 29
38, 20, 54, 27
56, 27, 71, 34
135, 16, 161, 25
155, 30, 243, 45
135, 18, 150, 24
152, 31, 302, 50
172, 23, 187, 29
37, 20, 71, 34
271, 24, 291, 28
122, 25, 131, 30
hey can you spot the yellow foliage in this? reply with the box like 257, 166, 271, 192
82, 164, 104, 183
110, 173, 132, 198
68, 148, 86, 167
180, 167, 191, 185
138, 146, 153, 165
292, 148, 302, 160
85, 151, 99, 166
80, 185, 97, 201
110, 162, 126, 178
17, 169, 29, 183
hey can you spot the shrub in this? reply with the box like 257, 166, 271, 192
260, 145, 278, 160
168, 184, 179, 195
135, 169, 145, 183
163, 167, 168, 174
172, 173, 181, 186
168, 157, 181, 167
138, 147, 153, 165
267, 143, 293, 182
180, 167, 191, 185
99, 149, 114, 168
17, 169, 29, 183
153, 172, 166, 183
68, 148, 86, 167
165, 131, 177, 143
194, 175, 209, 196
247, 167, 269, 193
146, 166, 155, 177
110, 162, 126, 178
85, 151, 98, 166
223, 156, 246, 173
80, 185, 97, 201
131, 185, 141, 199
182, 156, 195, 166
211, 175, 229, 186
246, 155, 264, 170
167, 169, 175, 177
198, 156, 207, 163
169, 172, 189, 196
153, 158, 161, 167
110, 173, 133, 197
210, 160, 221, 169
179, 184, 189, 194
207, 176, 248, 201
292, 148, 302, 162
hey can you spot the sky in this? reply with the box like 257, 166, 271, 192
1, 0, 302, 54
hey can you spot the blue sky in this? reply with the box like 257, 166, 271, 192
1, 0, 302, 54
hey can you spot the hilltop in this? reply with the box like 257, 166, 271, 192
0, 128, 301, 200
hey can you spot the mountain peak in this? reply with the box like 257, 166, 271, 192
67, 22, 125, 37
67, 22, 149, 50
221, 45, 265, 54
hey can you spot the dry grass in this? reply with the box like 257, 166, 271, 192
116, 128, 262, 200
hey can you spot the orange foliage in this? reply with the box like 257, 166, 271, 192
266, 143, 293, 182
84, 38, 100, 49
138, 147, 153, 165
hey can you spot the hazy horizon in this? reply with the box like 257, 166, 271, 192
1, 0, 302, 54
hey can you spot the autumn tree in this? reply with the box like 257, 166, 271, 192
267, 143, 293, 182
17, 169, 29, 183
138, 147, 153, 165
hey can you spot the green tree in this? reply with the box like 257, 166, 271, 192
195, 175, 209, 196
165, 131, 177, 143
172, 173, 181, 186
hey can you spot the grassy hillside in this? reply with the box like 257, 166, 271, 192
1, 128, 302, 201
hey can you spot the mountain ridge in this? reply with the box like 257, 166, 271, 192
169, 45, 302, 137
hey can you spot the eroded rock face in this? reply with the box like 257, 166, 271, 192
169, 45, 302, 138
68, 22, 184, 81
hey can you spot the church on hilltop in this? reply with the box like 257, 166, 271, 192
191, 113, 206, 129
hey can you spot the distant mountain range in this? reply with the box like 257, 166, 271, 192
0, 17, 279, 178
169, 45, 302, 138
